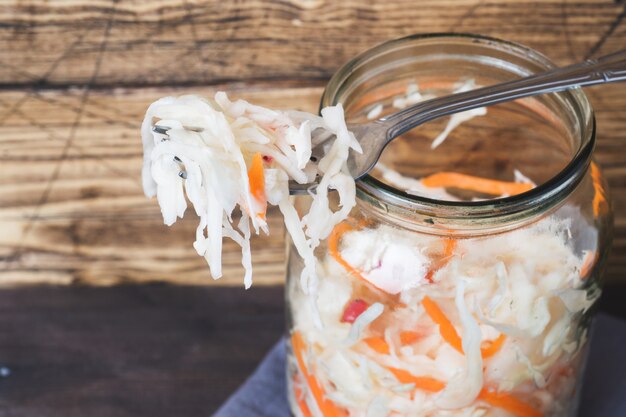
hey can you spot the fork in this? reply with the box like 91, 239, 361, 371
288, 49, 626, 195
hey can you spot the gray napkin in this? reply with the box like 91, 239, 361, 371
213, 313, 626, 417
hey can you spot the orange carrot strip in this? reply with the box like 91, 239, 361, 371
421, 296, 464, 354
363, 336, 390, 355
328, 222, 367, 281
479, 389, 544, 417
424, 269, 436, 284
481, 334, 506, 359
591, 162, 608, 217
248, 152, 267, 219
386, 366, 446, 392
422, 295, 504, 358
580, 250, 596, 279
400, 331, 421, 345
443, 238, 457, 259
421, 172, 533, 196
292, 375, 314, 417
425, 238, 457, 283
248, 152, 266, 201
291, 332, 347, 417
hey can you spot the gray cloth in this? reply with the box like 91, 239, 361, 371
213, 313, 626, 417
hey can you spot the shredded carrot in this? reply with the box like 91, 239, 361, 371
479, 388, 544, 417
386, 363, 543, 417
580, 250, 596, 279
247, 152, 267, 219
327, 222, 367, 281
591, 162, 608, 217
424, 238, 457, 283
292, 374, 314, 417
421, 172, 534, 196
386, 366, 446, 392
248, 152, 266, 201
424, 269, 436, 284
400, 331, 421, 345
481, 334, 506, 359
443, 238, 457, 259
421, 296, 464, 353
291, 332, 348, 417
422, 296, 505, 358
363, 336, 390, 355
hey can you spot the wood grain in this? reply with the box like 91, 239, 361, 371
0, 284, 623, 417
0, 83, 625, 286
0, 284, 285, 417
0, 0, 624, 87
0, 0, 625, 287
0, 85, 321, 287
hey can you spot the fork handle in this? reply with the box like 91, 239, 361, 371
383, 49, 626, 140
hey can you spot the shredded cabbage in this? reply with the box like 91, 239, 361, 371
375, 162, 459, 201
367, 104, 383, 120
430, 80, 487, 149
435, 281, 483, 409
386, 79, 487, 149
366, 395, 390, 417
347, 302, 385, 344
291, 216, 597, 417
142, 93, 358, 289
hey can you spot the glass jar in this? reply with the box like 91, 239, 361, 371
286, 34, 612, 417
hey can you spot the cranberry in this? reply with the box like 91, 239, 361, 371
341, 299, 369, 323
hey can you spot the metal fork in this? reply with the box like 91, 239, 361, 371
288, 49, 626, 195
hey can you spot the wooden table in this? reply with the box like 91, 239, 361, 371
0, 1, 625, 416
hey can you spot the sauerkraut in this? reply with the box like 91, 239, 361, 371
377, 80, 486, 149
288, 216, 598, 417
141, 93, 360, 290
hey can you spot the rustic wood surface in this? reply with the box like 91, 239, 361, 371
1, 83, 626, 286
0, 0, 625, 286
0, 0, 625, 87
0, 85, 323, 287
0, 284, 285, 417
0, 284, 620, 417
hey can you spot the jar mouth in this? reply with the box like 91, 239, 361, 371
320, 33, 595, 230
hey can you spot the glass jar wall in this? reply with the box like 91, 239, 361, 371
286, 34, 612, 417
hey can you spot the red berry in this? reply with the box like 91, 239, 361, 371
341, 299, 369, 323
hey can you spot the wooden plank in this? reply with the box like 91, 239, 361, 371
0, 85, 322, 287
0, 284, 285, 417
0, 0, 624, 87
0, 83, 625, 286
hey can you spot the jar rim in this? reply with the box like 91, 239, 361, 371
320, 33, 595, 228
